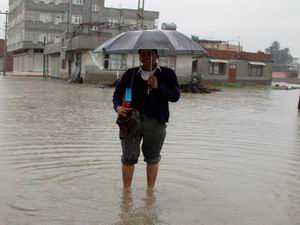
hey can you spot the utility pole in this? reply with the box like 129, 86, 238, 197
0, 10, 8, 76
136, 0, 144, 30
68, 0, 72, 32
43, 36, 46, 78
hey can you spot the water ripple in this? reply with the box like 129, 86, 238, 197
0, 77, 300, 225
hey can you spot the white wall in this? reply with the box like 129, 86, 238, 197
126, 54, 141, 68
58, 51, 195, 84
175, 55, 193, 83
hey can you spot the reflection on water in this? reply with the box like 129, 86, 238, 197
116, 191, 161, 225
0, 76, 300, 225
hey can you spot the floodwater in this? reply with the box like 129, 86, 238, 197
0, 76, 299, 225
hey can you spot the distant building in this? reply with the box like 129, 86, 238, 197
272, 65, 290, 80
44, 25, 114, 81
188, 38, 272, 85
195, 49, 273, 85
44, 28, 195, 84
194, 39, 243, 52
0, 39, 13, 72
272, 58, 300, 81
69, 35, 272, 85
8, 0, 159, 74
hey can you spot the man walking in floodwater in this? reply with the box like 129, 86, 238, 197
113, 49, 180, 191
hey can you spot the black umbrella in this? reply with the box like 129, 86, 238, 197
94, 30, 207, 56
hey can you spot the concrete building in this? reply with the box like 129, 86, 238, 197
272, 58, 300, 83
192, 38, 244, 52
196, 49, 273, 85
44, 32, 196, 84
272, 65, 290, 80
8, 0, 159, 74
188, 39, 272, 85
87, 51, 196, 84
45, 27, 113, 81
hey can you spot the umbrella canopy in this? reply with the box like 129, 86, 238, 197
93, 30, 207, 56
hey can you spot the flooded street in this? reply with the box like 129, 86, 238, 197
0, 76, 300, 225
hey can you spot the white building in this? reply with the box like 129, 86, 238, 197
8, 0, 159, 74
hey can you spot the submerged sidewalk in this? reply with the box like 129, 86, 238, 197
0, 71, 44, 77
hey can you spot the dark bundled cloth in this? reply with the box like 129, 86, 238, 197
116, 110, 140, 139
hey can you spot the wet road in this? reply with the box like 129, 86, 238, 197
0, 76, 299, 225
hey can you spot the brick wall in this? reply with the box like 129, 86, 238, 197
0, 39, 5, 54
205, 48, 272, 62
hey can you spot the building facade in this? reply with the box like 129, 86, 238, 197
272, 58, 300, 83
196, 49, 273, 85
86, 51, 195, 84
8, 0, 159, 74
196, 39, 243, 52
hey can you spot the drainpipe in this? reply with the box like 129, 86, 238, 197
43, 36, 45, 78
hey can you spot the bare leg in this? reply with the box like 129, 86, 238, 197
122, 165, 134, 191
147, 163, 159, 191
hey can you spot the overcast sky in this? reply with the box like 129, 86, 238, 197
1, 0, 299, 57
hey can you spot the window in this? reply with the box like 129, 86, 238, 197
248, 65, 263, 77
159, 56, 176, 71
92, 4, 99, 12
107, 18, 118, 24
91, 25, 99, 31
55, 15, 62, 24
209, 62, 226, 75
40, 14, 51, 23
39, 33, 46, 42
72, 0, 83, 5
104, 54, 127, 70
54, 35, 61, 43
72, 15, 82, 24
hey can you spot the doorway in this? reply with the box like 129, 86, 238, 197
228, 64, 237, 83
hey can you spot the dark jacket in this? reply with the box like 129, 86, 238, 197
113, 66, 180, 123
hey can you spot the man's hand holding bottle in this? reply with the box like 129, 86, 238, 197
117, 87, 133, 117
116, 105, 132, 117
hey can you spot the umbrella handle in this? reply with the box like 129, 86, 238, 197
147, 51, 153, 95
